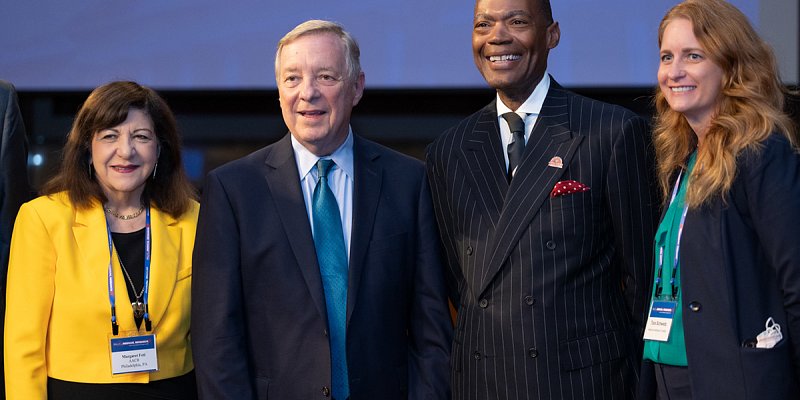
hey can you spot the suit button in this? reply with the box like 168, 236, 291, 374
473, 351, 481, 360
479, 298, 489, 308
545, 241, 556, 250
322, 386, 330, 397
466, 246, 474, 255
524, 296, 535, 306
528, 348, 539, 358
323, 329, 328, 337
688, 301, 702, 312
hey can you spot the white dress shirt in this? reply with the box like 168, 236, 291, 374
291, 129, 354, 261
496, 73, 551, 171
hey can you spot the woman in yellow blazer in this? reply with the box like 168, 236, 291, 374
4, 81, 199, 399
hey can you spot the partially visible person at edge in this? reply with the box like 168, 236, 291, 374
639, 1, 800, 399
425, 0, 660, 398
0, 79, 31, 399
4, 81, 199, 400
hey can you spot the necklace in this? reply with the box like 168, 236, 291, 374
117, 253, 145, 319
105, 204, 145, 220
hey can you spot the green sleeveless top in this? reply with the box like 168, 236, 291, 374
643, 151, 697, 366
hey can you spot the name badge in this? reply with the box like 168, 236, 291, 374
643, 300, 677, 342
110, 334, 158, 374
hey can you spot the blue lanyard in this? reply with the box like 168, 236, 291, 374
654, 171, 689, 300
107, 206, 152, 335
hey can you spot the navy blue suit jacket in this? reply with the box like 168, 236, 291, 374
640, 133, 800, 399
0, 80, 29, 400
192, 133, 452, 399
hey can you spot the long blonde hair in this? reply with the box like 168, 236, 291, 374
653, 0, 796, 208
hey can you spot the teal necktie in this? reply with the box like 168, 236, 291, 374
312, 159, 349, 399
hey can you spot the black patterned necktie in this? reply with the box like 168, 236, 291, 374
502, 112, 526, 181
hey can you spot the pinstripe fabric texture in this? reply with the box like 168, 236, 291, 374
426, 81, 659, 400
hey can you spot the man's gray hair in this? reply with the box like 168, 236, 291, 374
275, 20, 362, 83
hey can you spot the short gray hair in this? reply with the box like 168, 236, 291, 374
274, 20, 361, 83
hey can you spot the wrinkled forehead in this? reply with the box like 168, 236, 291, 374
474, 0, 549, 21
281, 32, 344, 57
278, 32, 346, 69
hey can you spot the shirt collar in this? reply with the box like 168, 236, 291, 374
291, 127, 355, 181
496, 72, 551, 116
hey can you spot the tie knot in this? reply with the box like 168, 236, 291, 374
316, 158, 336, 179
502, 112, 525, 134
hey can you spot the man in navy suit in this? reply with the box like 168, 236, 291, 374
191, 20, 452, 399
426, 0, 659, 399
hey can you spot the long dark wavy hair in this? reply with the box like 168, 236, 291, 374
41, 81, 196, 217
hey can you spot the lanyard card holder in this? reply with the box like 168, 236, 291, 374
643, 300, 677, 342
108, 332, 159, 375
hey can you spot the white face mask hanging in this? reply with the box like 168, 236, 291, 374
755, 317, 783, 349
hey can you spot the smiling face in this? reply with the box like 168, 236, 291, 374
277, 32, 365, 156
472, 0, 559, 109
91, 108, 159, 204
658, 18, 724, 136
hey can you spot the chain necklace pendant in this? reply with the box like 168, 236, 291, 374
105, 204, 145, 220
117, 252, 145, 321
132, 301, 145, 319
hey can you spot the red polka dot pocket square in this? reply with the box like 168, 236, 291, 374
550, 180, 590, 198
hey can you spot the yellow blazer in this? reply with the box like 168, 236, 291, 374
4, 192, 199, 399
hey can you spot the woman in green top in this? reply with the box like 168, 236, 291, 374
641, 0, 800, 399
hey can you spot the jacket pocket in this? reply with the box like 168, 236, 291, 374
739, 337, 797, 397
367, 232, 409, 254
548, 190, 592, 212
176, 266, 192, 281
256, 376, 269, 399
558, 329, 628, 371
394, 364, 409, 397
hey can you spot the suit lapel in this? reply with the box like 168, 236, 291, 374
346, 136, 381, 325
146, 208, 181, 325
478, 83, 584, 295
73, 202, 183, 328
264, 135, 328, 321
458, 101, 508, 225
73, 201, 112, 311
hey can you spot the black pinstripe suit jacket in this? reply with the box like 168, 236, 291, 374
426, 80, 659, 400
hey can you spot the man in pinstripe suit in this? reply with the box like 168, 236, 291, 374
425, 0, 659, 398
